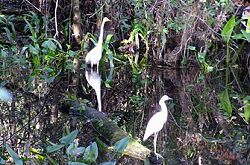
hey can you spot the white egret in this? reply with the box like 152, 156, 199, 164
143, 95, 172, 157
85, 17, 111, 68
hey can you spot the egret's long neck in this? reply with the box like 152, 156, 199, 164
159, 100, 168, 113
97, 20, 106, 46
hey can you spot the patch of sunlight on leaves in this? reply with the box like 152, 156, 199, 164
29, 148, 44, 161
60, 130, 78, 145
222, 16, 235, 43
6, 144, 23, 165
219, 89, 232, 117
83, 142, 98, 163
114, 136, 129, 153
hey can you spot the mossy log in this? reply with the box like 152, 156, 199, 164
59, 100, 162, 163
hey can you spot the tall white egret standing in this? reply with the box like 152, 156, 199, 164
143, 95, 172, 157
85, 17, 111, 68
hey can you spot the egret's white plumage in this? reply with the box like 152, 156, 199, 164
143, 95, 172, 156
85, 17, 111, 68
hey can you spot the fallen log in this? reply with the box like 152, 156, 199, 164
59, 100, 163, 164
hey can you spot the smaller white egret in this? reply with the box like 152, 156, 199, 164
85, 17, 111, 68
143, 95, 172, 157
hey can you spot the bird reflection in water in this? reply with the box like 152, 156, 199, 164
85, 68, 102, 112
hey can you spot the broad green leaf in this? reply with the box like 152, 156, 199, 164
0, 156, 5, 164
48, 38, 63, 50
68, 161, 87, 165
59, 130, 78, 145
205, 65, 214, 73
66, 140, 85, 156
188, 46, 196, 51
247, 19, 250, 33
68, 50, 77, 57
99, 160, 116, 165
46, 144, 64, 153
219, 89, 232, 117
28, 44, 39, 55
198, 52, 206, 63
29, 148, 44, 160
243, 103, 250, 122
241, 30, 250, 42
105, 34, 115, 44
69, 147, 85, 157
42, 40, 57, 51
45, 154, 58, 165
243, 96, 250, 122
108, 51, 114, 68
104, 80, 112, 88
83, 142, 98, 162
3, 27, 13, 44
222, 16, 236, 43
24, 18, 36, 39
232, 33, 244, 40
1, 49, 8, 57
9, 22, 16, 38
32, 56, 40, 68
6, 144, 23, 165
114, 136, 129, 153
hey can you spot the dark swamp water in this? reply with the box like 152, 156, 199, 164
0, 65, 249, 165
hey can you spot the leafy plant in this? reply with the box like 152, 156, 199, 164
103, 34, 116, 68
221, 16, 236, 85
121, 19, 149, 69
114, 136, 129, 153
6, 144, 23, 165
219, 89, 232, 117
0, 14, 16, 44
197, 52, 214, 73
221, 16, 235, 43
242, 96, 250, 122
